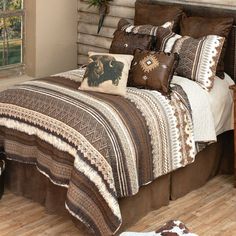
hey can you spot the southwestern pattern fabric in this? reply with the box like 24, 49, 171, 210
160, 33, 225, 91
180, 15, 234, 79
0, 75, 195, 235
80, 52, 133, 96
130, 50, 179, 95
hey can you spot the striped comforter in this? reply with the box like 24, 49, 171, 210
0, 76, 195, 235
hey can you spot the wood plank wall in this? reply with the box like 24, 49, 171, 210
77, 0, 236, 65
77, 0, 135, 65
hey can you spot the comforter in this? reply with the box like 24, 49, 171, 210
0, 75, 195, 235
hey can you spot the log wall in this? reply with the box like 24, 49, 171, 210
77, 0, 236, 65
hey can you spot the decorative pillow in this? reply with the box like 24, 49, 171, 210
109, 19, 173, 55
79, 52, 133, 96
129, 50, 179, 95
160, 33, 225, 91
109, 31, 154, 55
134, 1, 183, 32
118, 18, 173, 37
180, 15, 234, 79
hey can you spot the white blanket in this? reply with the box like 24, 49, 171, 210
208, 73, 234, 136
172, 74, 234, 143
172, 76, 217, 142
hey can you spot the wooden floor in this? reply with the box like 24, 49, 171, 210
0, 175, 235, 236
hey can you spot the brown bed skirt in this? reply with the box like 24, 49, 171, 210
4, 131, 234, 235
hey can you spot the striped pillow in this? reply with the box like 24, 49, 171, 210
160, 33, 225, 91
120, 19, 174, 37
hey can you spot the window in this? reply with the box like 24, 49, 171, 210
0, 0, 24, 69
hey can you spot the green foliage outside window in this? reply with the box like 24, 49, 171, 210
0, 0, 23, 67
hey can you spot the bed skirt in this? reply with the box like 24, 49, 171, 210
4, 131, 233, 235
171, 131, 234, 200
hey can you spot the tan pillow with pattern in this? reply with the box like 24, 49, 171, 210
79, 52, 133, 96
160, 33, 225, 91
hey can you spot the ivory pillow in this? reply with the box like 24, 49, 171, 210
160, 33, 225, 91
79, 52, 133, 96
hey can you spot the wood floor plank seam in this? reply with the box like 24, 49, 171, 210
0, 175, 235, 236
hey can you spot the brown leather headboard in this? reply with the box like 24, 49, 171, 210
136, 0, 236, 82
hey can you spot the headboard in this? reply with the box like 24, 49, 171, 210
136, 0, 236, 82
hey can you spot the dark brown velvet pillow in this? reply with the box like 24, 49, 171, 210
109, 30, 154, 55
110, 19, 154, 55
129, 49, 179, 95
134, 1, 183, 32
180, 15, 234, 79
110, 19, 173, 55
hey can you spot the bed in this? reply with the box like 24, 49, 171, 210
1, 1, 236, 236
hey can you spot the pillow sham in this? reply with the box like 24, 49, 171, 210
180, 15, 234, 79
130, 50, 179, 95
79, 52, 133, 96
118, 18, 173, 37
109, 19, 173, 55
134, 1, 183, 32
109, 31, 154, 55
160, 33, 225, 91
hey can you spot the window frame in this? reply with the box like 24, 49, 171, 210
0, 1, 24, 71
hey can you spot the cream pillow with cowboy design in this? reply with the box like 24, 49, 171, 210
79, 52, 133, 96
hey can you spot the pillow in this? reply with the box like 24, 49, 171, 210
129, 49, 179, 95
134, 1, 183, 32
79, 52, 133, 96
118, 19, 173, 37
109, 31, 154, 55
180, 15, 234, 79
160, 33, 225, 91
109, 19, 173, 55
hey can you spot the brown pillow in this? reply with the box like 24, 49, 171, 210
109, 19, 173, 55
109, 30, 154, 55
180, 15, 234, 79
134, 1, 183, 32
129, 49, 179, 95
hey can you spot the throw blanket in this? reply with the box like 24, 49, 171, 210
120, 220, 198, 236
172, 76, 216, 143
0, 76, 195, 235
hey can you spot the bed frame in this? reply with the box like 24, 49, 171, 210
4, 1, 236, 235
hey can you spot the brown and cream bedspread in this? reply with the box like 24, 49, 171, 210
0, 76, 195, 235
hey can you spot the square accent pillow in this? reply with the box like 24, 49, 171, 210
160, 33, 225, 91
79, 52, 133, 96
109, 19, 173, 55
180, 15, 234, 79
134, 2, 183, 32
129, 49, 179, 95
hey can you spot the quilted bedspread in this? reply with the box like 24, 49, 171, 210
0, 75, 195, 235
